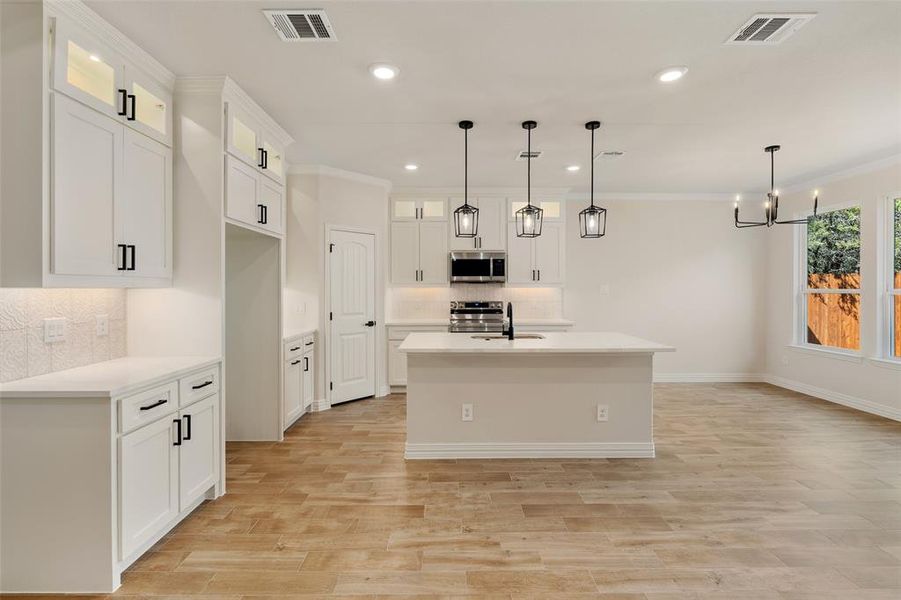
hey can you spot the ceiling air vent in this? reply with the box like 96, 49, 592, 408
515, 150, 542, 161
263, 9, 336, 41
725, 13, 815, 45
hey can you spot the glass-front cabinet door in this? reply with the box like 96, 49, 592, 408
52, 18, 124, 119
391, 198, 446, 221
123, 64, 172, 146
225, 103, 260, 168
508, 199, 563, 221
260, 138, 284, 184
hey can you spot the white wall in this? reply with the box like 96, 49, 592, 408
563, 198, 767, 378
285, 169, 391, 400
764, 161, 901, 418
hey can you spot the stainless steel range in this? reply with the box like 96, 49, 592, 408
448, 301, 505, 333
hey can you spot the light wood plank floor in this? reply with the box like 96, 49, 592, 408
38, 384, 901, 598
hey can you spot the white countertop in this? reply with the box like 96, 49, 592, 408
284, 328, 317, 342
386, 318, 575, 327
399, 332, 674, 354
0, 356, 221, 399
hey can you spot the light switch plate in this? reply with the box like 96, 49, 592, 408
96, 314, 109, 337
462, 403, 473, 421
597, 404, 609, 422
43, 317, 67, 343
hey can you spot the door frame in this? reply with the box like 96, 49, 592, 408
324, 223, 382, 408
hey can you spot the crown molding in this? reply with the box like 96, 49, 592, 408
564, 192, 736, 203
391, 186, 571, 198
221, 77, 293, 148
288, 165, 393, 191
174, 75, 228, 95
46, 0, 175, 88
780, 152, 901, 195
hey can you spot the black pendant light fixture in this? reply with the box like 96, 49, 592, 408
579, 121, 607, 238
516, 120, 543, 238
735, 145, 818, 228
453, 120, 478, 238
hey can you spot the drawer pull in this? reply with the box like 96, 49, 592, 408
305, 341, 314, 346
139, 398, 168, 411
182, 414, 192, 441
289, 346, 301, 351
191, 380, 214, 390
290, 359, 301, 365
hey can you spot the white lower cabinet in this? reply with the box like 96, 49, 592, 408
387, 325, 446, 386
119, 415, 179, 559
178, 395, 219, 509
284, 333, 315, 429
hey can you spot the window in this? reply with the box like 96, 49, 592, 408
888, 197, 901, 358
802, 205, 861, 352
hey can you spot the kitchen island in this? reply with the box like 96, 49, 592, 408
399, 332, 674, 459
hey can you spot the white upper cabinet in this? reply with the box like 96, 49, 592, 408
121, 128, 172, 279
51, 94, 122, 278
225, 103, 261, 167
390, 219, 448, 285
390, 222, 420, 284
391, 198, 447, 221
506, 221, 565, 285
448, 197, 505, 251
418, 221, 449, 284
258, 176, 284, 235
260, 137, 285, 184
226, 155, 261, 225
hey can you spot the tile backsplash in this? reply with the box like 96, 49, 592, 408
387, 285, 563, 320
0, 289, 126, 383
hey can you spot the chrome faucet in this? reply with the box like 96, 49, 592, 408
505, 302, 514, 340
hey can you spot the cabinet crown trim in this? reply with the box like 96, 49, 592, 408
47, 0, 175, 89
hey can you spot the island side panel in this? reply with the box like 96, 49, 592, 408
405, 352, 654, 458
0, 397, 117, 592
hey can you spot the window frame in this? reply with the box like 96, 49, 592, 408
878, 193, 901, 362
795, 200, 863, 356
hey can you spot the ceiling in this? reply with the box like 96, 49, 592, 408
87, 1, 901, 193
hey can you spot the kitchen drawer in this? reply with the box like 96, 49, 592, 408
285, 335, 314, 360
119, 381, 179, 434
179, 367, 219, 407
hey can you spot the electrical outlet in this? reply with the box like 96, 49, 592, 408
43, 317, 67, 343
462, 403, 473, 422
599, 283, 611, 296
780, 354, 789, 366
597, 404, 609, 422
95, 314, 109, 337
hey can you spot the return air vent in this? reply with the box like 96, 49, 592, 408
515, 150, 542, 161
263, 9, 336, 41
725, 13, 815, 45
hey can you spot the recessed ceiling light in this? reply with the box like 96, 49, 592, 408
89, 54, 101, 62
656, 66, 688, 83
370, 63, 399, 80
404, 163, 418, 171
566, 165, 580, 172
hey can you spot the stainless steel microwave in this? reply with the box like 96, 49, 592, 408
448, 251, 506, 283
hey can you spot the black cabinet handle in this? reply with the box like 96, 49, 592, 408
304, 356, 309, 372
127, 94, 136, 121
127, 245, 136, 271
257, 204, 264, 224
262, 149, 268, 169
537, 270, 541, 281
117, 244, 127, 271
364, 320, 376, 327
139, 398, 167, 411
182, 414, 192, 441
262, 205, 268, 224
191, 380, 213, 390
289, 346, 301, 351
258, 148, 265, 168
291, 359, 301, 365
304, 341, 314, 346
117, 89, 128, 116
173, 418, 182, 446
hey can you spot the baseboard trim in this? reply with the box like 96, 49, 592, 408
404, 442, 655, 459
310, 398, 330, 412
765, 375, 901, 422
654, 373, 765, 383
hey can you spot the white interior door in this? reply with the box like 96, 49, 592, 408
329, 229, 376, 404
121, 128, 171, 279
51, 93, 121, 277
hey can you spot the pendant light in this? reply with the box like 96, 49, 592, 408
453, 120, 478, 238
516, 120, 543, 238
579, 120, 607, 238
735, 145, 818, 228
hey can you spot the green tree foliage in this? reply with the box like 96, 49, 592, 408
807, 206, 861, 276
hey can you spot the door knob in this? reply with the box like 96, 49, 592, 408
364, 320, 376, 327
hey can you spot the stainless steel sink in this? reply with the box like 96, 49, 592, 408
470, 334, 545, 340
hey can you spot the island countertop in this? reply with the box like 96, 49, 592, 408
399, 332, 675, 354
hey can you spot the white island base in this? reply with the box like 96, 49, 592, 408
401, 332, 674, 459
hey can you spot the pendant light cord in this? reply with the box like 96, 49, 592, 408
527, 127, 531, 208
770, 149, 775, 194
464, 127, 468, 207
590, 127, 595, 208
